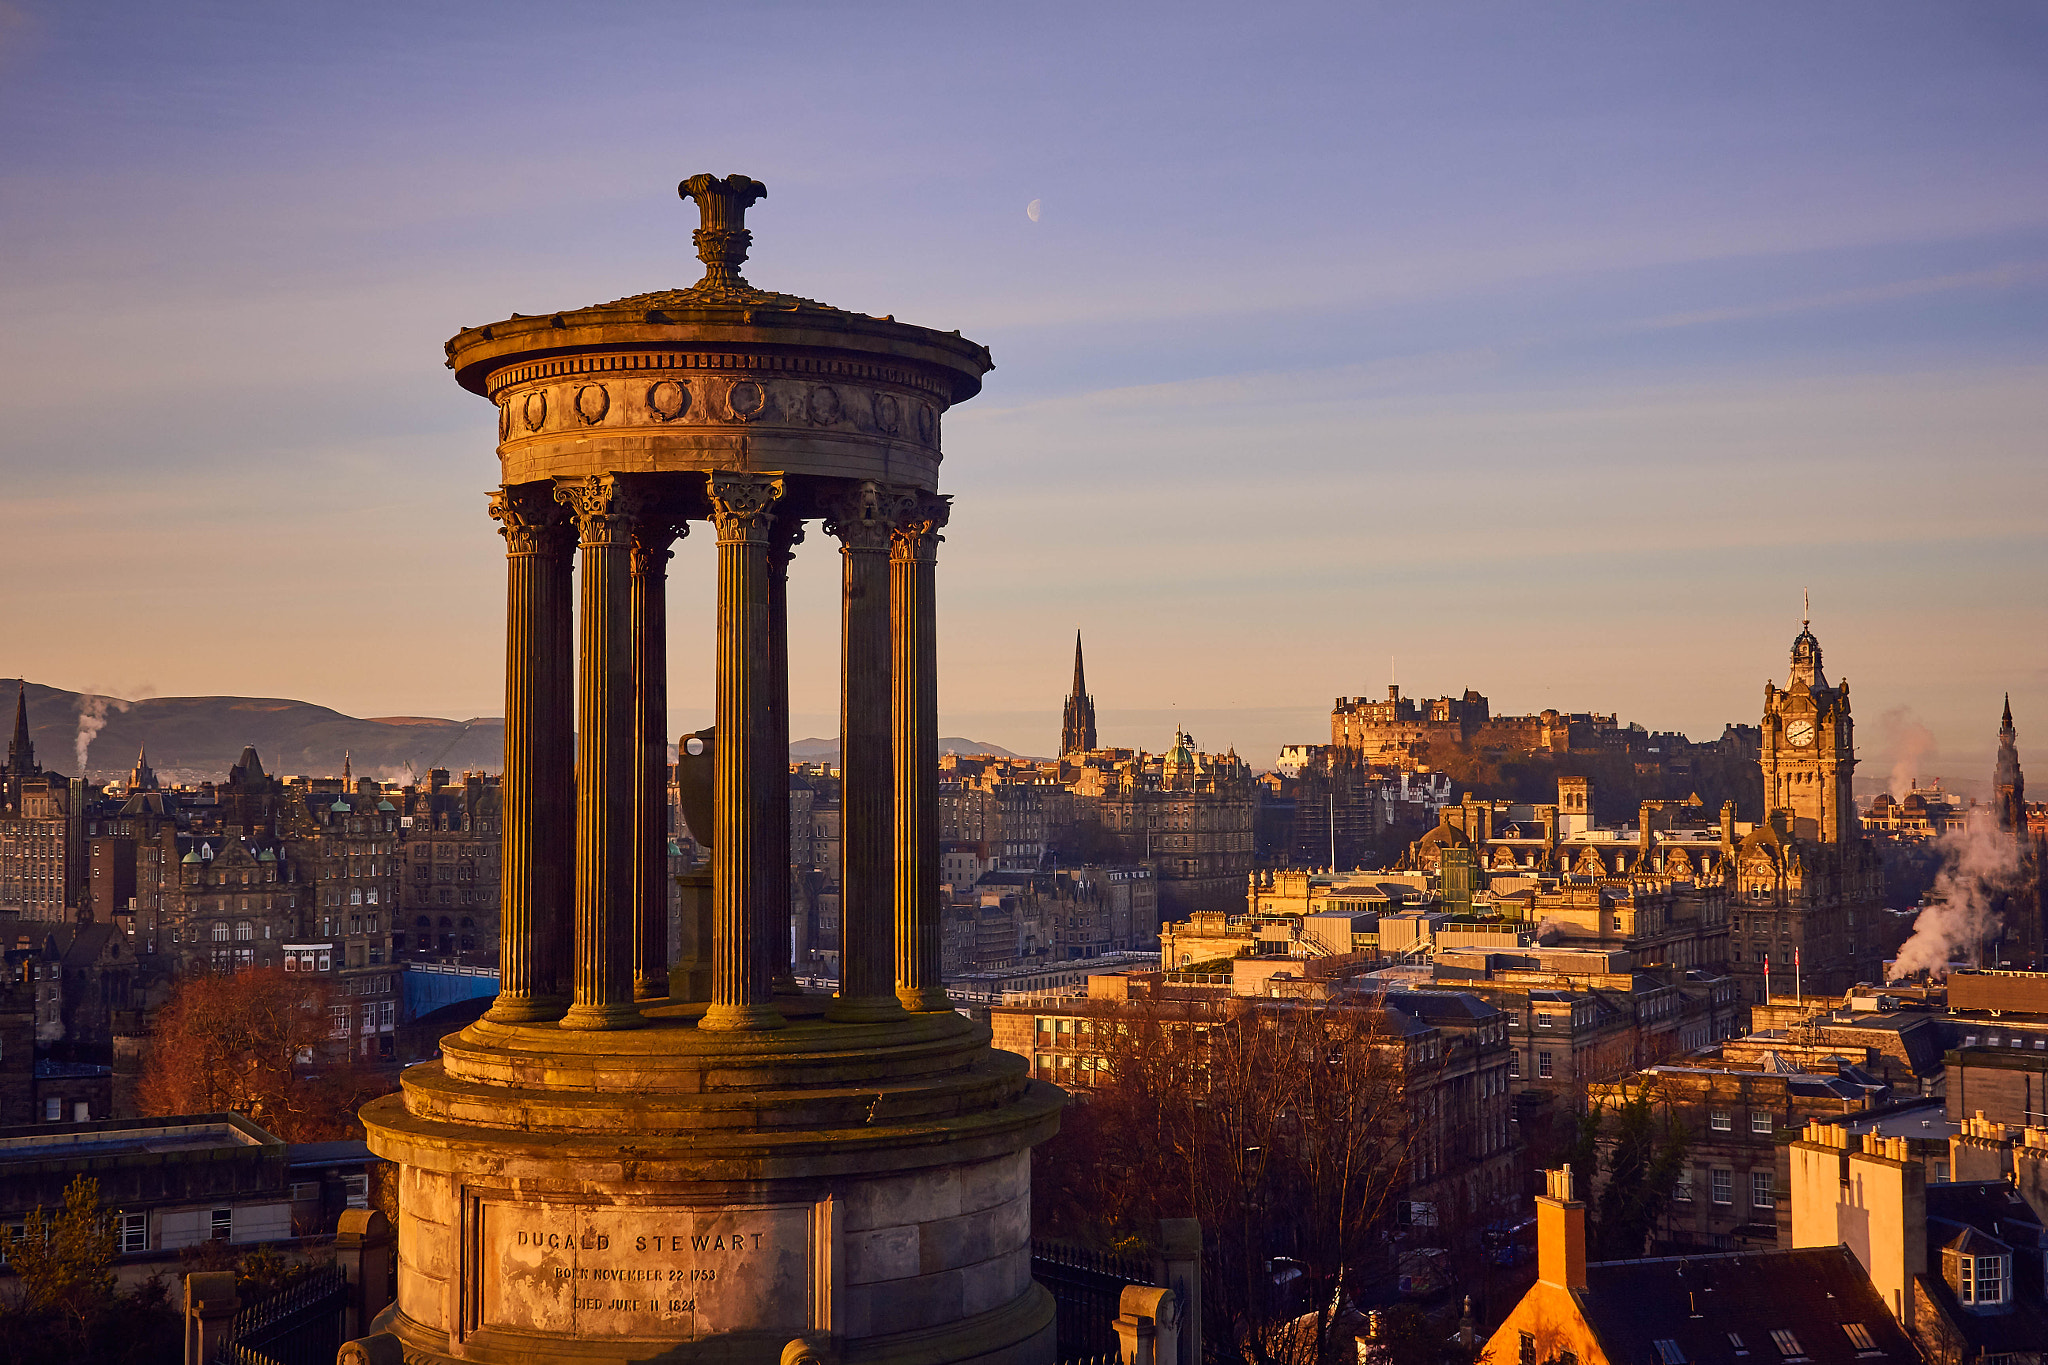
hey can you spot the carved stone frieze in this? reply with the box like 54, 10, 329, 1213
574, 384, 610, 425
805, 385, 841, 425
647, 379, 690, 422
725, 379, 768, 422
870, 392, 902, 436
522, 390, 547, 432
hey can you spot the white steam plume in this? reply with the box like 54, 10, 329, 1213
74, 691, 131, 774
1878, 706, 1939, 800
1886, 821, 2023, 981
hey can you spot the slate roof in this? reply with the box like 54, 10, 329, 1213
1379, 989, 1498, 1027
1578, 1246, 1919, 1365
1915, 1179, 2048, 1355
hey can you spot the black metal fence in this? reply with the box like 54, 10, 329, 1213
1031, 1238, 1152, 1362
213, 1265, 350, 1365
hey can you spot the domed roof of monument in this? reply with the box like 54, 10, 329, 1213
445, 173, 992, 402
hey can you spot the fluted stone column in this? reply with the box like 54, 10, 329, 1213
892, 492, 951, 1010
557, 475, 641, 1031
701, 472, 787, 1032
767, 513, 803, 992
631, 509, 685, 1001
825, 481, 905, 1023
484, 483, 575, 1024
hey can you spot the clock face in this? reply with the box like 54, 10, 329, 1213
1786, 719, 1815, 748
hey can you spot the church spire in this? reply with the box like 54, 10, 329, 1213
1995, 695, 2025, 837
8, 681, 34, 775
1060, 631, 1098, 756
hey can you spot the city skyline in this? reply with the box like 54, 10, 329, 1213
2, 3, 2043, 781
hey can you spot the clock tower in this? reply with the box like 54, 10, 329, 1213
1760, 614, 1856, 843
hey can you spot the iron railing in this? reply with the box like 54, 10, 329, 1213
214, 1265, 349, 1365
1032, 1238, 1152, 1361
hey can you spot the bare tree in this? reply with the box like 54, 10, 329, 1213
1035, 990, 1423, 1365
135, 968, 389, 1140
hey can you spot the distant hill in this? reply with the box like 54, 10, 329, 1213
2, 680, 1041, 785
788, 736, 1037, 763
2, 680, 504, 785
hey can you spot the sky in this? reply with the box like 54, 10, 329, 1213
1, 2, 2044, 788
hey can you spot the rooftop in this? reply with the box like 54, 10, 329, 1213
0, 1114, 280, 1164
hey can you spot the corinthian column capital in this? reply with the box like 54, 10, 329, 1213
490, 483, 575, 556
629, 515, 688, 573
823, 480, 906, 553
890, 492, 951, 563
767, 513, 805, 573
555, 474, 635, 546
707, 472, 784, 543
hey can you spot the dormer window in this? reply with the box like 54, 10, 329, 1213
1944, 1244, 2011, 1306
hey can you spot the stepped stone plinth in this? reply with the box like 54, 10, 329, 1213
358, 174, 1060, 1365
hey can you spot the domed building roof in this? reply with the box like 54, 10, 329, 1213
443, 174, 991, 406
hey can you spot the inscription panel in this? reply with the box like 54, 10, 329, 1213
480, 1201, 815, 1338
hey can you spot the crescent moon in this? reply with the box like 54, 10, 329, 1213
1026, 198, 1042, 223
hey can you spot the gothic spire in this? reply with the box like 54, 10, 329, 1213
8, 681, 33, 775
1060, 631, 1098, 756
1995, 694, 2025, 834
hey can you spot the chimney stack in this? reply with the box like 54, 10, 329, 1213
1536, 1164, 1587, 1292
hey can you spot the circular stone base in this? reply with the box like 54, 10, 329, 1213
362, 1006, 1062, 1365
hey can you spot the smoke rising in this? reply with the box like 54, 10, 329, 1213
1886, 820, 2024, 980
1878, 706, 1939, 800
74, 691, 131, 774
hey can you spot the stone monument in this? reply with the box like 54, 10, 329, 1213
357, 174, 1062, 1365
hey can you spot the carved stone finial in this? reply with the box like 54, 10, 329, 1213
679, 174, 769, 287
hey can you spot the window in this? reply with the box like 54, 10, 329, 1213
235, 921, 253, 941
1508, 1052, 1520, 1078
1768, 1330, 1802, 1358
212, 922, 230, 943
1711, 1168, 1732, 1205
72, 1100, 88, 1122
1538, 1051, 1553, 1079
1537, 1013, 1554, 1028
1964, 1253, 2007, 1305
1726, 1333, 1748, 1356
1518, 1333, 1534, 1365
1710, 1109, 1732, 1132
119, 1212, 146, 1254
1653, 1342, 1688, 1365
343, 1175, 370, 1210
210, 1208, 232, 1242
42, 1096, 60, 1122
1751, 1169, 1775, 1208
1673, 1170, 1693, 1202
1750, 1111, 1773, 1134
289, 1182, 319, 1201
1841, 1325, 1876, 1351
